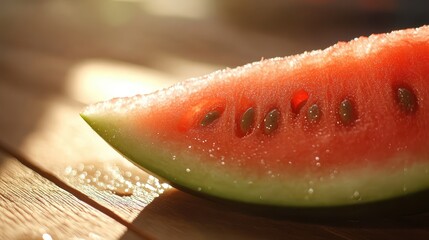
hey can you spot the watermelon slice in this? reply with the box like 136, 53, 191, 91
81, 26, 429, 210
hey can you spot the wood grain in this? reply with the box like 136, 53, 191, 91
0, 151, 140, 240
132, 189, 345, 240
129, 188, 429, 240
0, 80, 159, 222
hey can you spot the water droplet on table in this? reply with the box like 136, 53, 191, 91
63, 162, 171, 198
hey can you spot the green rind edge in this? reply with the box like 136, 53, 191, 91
81, 113, 429, 208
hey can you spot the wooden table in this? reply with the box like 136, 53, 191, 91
1, 1, 428, 239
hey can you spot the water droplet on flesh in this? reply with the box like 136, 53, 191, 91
352, 190, 361, 200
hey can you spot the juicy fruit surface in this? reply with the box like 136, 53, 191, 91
82, 26, 429, 208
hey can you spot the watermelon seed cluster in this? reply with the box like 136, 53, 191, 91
198, 85, 417, 134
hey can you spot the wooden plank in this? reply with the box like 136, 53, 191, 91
129, 188, 429, 240
132, 189, 347, 240
321, 216, 429, 240
0, 80, 162, 222
0, 150, 141, 240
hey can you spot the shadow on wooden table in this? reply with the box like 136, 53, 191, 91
119, 189, 429, 240
121, 189, 335, 240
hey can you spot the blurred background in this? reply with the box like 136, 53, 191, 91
1, 0, 428, 104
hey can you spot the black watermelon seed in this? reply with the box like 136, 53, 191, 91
263, 109, 280, 134
240, 107, 255, 136
396, 87, 418, 114
307, 104, 321, 123
338, 99, 357, 125
201, 110, 221, 126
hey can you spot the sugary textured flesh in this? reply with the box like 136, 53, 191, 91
81, 26, 429, 207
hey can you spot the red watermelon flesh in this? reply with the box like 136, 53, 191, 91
81, 26, 429, 207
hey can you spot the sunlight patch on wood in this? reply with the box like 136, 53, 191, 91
115, 0, 215, 19
19, 98, 126, 171
66, 57, 222, 104
153, 53, 224, 80
66, 59, 178, 104
17, 97, 168, 217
